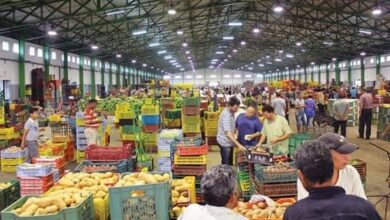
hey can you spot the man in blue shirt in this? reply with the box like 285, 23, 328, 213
235, 102, 263, 147
304, 95, 316, 129
284, 140, 380, 220
350, 86, 357, 99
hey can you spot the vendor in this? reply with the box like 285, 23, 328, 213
256, 105, 292, 155
84, 99, 101, 146
235, 102, 263, 148
178, 165, 247, 220
21, 107, 41, 163
297, 133, 367, 200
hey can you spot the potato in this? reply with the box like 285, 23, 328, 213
45, 205, 58, 214
95, 191, 106, 199
172, 190, 180, 198
20, 203, 39, 216
180, 191, 188, 197
34, 208, 48, 216
34, 197, 52, 208
59, 178, 74, 187
20, 198, 38, 212
161, 173, 170, 182
50, 197, 66, 210
139, 173, 157, 184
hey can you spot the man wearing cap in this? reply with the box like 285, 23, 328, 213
297, 133, 366, 200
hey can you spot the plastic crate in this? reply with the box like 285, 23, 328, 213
172, 176, 196, 203
74, 160, 130, 173
1, 195, 95, 220
141, 105, 159, 115
254, 164, 298, 183
349, 159, 367, 179
48, 114, 61, 122
121, 125, 141, 134
18, 173, 54, 188
1, 158, 25, 166
163, 118, 181, 128
204, 120, 218, 129
182, 115, 201, 124
183, 97, 201, 107
173, 165, 206, 176
246, 151, 272, 165
0, 128, 15, 140
16, 164, 53, 177
20, 183, 53, 196
143, 125, 160, 133
85, 144, 132, 161
205, 128, 217, 137
0, 180, 20, 212
182, 107, 200, 115
166, 109, 181, 120
116, 103, 130, 112
122, 133, 140, 141
115, 111, 136, 120
177, 144, 208, 156
254, 181, 297, 198
77, 150, 85, 163
32, 156, 65, 169
141, 115, 160, 126
174, 154, 207, 165
182, 123, 201, 133
173, 135, 202, 147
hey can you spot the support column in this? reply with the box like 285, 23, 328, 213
122, 67, 126, 88
132, 69, 135, 85
376, 54, 381, 79
304, 67, 307, 82
18, 39, 26, 99
116, 65, 120, 88
335, 61, 340, 85
298, 69, 301, 81
361, 57, 365, 87
44, 42, 50, 81
79, 55, 84, 96
109, 63, 113, 90
136, 69, 139, 84
318, 65, 321, 83
311, 67, 314, 82
326, 64, 330, 86
288, 69, 291, 80
101, 61, 105, 97
91, 57, 96, 99
348, 60, 352, 86
63, 50, 69, 82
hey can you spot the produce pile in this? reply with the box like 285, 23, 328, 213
264, 162, 295, 173
171, 179, 192, 218
234, 198, 295, 219
0, 182, 12, 190
80, 165, 117, 173
2, 146, 23, 153
11, 190, 89, 216
115, 172, 170, 187
77, 97, 143, 113
174, 97, 183, 108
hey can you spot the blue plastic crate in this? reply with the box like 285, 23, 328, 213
1, 149, 27, 159
74, 160, 131, 173
141, 115, 160, 125
16, 164, 53, 177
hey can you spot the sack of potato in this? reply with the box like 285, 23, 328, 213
115, 172, 171, 187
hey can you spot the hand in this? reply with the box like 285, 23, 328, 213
245, 134, 254, 141
270, 138, 279, 145
237, 144, 246, 152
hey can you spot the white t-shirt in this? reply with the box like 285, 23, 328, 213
178, 204, 247, 220
271, 97, 286, 117
295, 98, 305, 115
297, 165, 367, 200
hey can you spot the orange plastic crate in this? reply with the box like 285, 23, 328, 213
177, 144, 208, 156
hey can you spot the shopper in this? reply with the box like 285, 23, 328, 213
236, 102, 263, 148
316, 89, 326, 114
271, 93, 286, 117
304, 95, 316, 129
178, 165, 247, 220
297, 133, 366, 200
285, 140, 380, 220
256, 105, 292, 155
282, 93, 290, 124
295, 93, 306, 133
359, 87, 373, 140
217, 96, 246, 165
21, 107, 41, 163
332, 91, 349, 137
350, 86, 357, 99
84, 99, 101, 146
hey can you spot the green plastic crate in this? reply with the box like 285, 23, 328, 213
0, 140, 9, 148
166, 109, 181, 119
0, 180, 20, 213
109, 177, 170, 220
183, 97, 201, 107
1, 195, 95, 220
121, 125, 141, 134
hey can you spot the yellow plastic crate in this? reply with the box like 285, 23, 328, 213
174, 154, 207, 165
205, 128, 217, 137
76, 150, 85, 163
182, 115, 201, 124
116, 103, 130, 112
141, 105, 159, 115
49, 114, 61, 122
204, 120, 218, 129
0, 117, 4, 125
182, 123, 201, 133
95, 193, 109, 220
163, 118, 181, 127
204, 111, 220, 120
1, 164, 17, 172
141, 132, 158, 142
144, 98, 154, 105
1, 158, 25, 166
0, 128, 14, 140
115, 110, 136, 120
172, 176, 196, 203
76, 118, 85, 126
218, 107, 225, 113
122, 134, 140, 141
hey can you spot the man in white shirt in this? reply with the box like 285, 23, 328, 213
295, 93, 306, 133
297, 133, 367, 200
179, 165, 247, 220
271, 93, 286, 117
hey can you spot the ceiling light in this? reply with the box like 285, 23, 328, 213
164, 55, 172, 60
360, 51, 366, 56
266, 62, 272, 64
142, 63, 147, 67
91, 45, 98, 50
275, 58, 282, 62
240, 41, 246, 46
223, 36, 234, 40
278, 50, 284, 53
185, 51, 190, 54
297, 65, 300, 68
148, 42, 160, 47
151, 66, 154, 69
253, 27, 260, 33
234, 74, 241, 78
233, 49, 238, 53
228, 55, 232, 58
359, 29, 372, 35
131, 59, 136, 63
182, 43, 188, 47
167, 8, 176, 15
169, 60, 176, 63
273, 5, 284, 13
116, 54, 122, 58
228, 22, 242, 26
132, 30, 147, 35
259, 64, 264, 67
332, 58, 337, 61
372, 7, 382, 15
216, 51, 224, 54
208, 66, 214, 68
187, 56, 191, 59
196, 75, 203, 78
286, 54, 294, 58
48, 30, 57, 36
177, 30, 183, 35
212, 59, 218, 61
323, 41, 334, 45
106, 9, 126, 16
210, 74, 216, 78
174, 75, 181, 79
185, 75, 192, 78
224, 59, 228, 62
311, 62, 315, 65
246, 74, 252, 77
157, 50, 167, 54
248, 67, 253, 70
285, 67, 289, 70
301, 49, 306, 52
266, 55, 270, 58
296, 42, 302, 46
223, 74, 231, 78
211, 61, 217, 64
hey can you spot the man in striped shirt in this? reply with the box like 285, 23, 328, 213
84, 99, 101, 146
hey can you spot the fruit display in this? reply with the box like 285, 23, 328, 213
2, 146, 23, 153
170, 178, 192, 218
56, 172, 119, 189
11, 190, 89, 216
80, 165, 117, 173
115, 172, 170, 187
77, 97, 143, 112
263, 162, 295, 173
171, 206, 186, 218
234, 198, 295, 219
0, 181, 12, 190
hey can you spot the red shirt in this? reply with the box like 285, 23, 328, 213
84, 107, 100, 128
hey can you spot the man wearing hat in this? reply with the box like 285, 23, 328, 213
297, 133, 366, 200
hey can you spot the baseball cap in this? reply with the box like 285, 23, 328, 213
317, 133, 358, 154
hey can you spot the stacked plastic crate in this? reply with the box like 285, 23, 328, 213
378, 104, 390, 142
328, 99, 359, 127
1, 146, 27, 172
52, 135, 74, 161
203, 111, 219, 145
162, 98, 181, 128
288, 133, 313, 156
76, 112, 87, 163
33, 156, 65, 182
0, 127, 17, 150
157, 129, 183, 171
182, 97, 201, 136
141, 99, 160, 152
118, 103, 139, 150
16, 163, 54, 196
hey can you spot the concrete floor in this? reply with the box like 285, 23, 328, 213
1, 112, 389, 218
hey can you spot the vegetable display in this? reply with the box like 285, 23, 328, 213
0, 182, 12, 190
234, 198, 294, 219
171, 178, 192, 218
77, 97, 143, 113
80, 165, 117, 173
264, 162, 295, 173
115, 172, 170, 187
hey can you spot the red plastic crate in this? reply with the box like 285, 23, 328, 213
33, 156, 65, 169
143, 125, 160, 133
85, 144, 132, 161
200, 102, 208, 109
20, 183, 53, 196
183, 107, 200, 115
18, 174, 54, 189
177, 144, 208, 156
66, 148, 74, 161
173, 165, 207, 176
